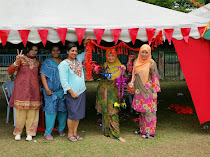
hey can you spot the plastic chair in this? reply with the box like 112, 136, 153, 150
2, 81, 16, 126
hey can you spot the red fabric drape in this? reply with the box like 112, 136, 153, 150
172, 38, 210, 124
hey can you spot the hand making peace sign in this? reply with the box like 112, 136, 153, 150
15, 49, 23, 64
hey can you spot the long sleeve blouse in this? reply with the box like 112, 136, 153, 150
58, 52, 86, 95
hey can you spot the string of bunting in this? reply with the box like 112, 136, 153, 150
0, 26, 207, 47
189, 0, 210, 11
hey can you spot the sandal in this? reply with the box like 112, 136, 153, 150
142, 133, 154, 139
58, 131, 66, 137
67, 136, 77, 142
44, 134, 53, 141
75, 135, 83, 141
134, 129, 141, 135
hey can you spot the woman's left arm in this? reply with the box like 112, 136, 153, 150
77, 36, 90, 63
77, 51, 86, 63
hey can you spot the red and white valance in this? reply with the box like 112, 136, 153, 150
0, 27, 207, 46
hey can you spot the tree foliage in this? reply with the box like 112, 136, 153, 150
204, 0, 210, 4
138, 0, 206, 12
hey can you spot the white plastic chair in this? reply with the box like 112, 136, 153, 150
2, 81, 16, 126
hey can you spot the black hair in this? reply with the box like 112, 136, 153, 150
50, 44, 60, 52
27, 44, 39, 52
66, 43, 77, 51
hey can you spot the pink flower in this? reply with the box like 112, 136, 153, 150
145, 83, 150, 89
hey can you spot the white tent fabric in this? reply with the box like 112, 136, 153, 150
188, 3, 210, 19
0, 0, 209, 44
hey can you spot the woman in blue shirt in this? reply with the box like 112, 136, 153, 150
40, 45, 67, 141
58, 37, 89, 142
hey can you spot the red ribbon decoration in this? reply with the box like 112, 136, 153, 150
111, 29, 122, 45
93, 29, 105, 45
75, 28, 86, 45
38, 29, 48, 47
18, 30, 30, 47
128, 28, 139, 45
164, 28, 174, 45
180, 28, 191, 43
146, 28, 156, 45
0, 30, 10, 46
197, 26, 206, 37
56, 28, 67, 45
85, 41, 94, 80
151, 30, 163, 50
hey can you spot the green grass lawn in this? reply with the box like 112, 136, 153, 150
0, 81, 209, 157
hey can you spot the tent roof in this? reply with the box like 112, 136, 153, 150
0, 0, 209, 44
188, 3, 210, 19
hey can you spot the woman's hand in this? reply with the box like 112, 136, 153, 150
128, 81, 134, 88
121, 65, 126, 71
128, 55, 135, 62
121, 65, 126, 74
83, 36, 90, 47
153, 93, 157, 99
46, 89, 53, 96
15, 49, 23, 65
69, 90, 79, 98
127, 82, 134, 94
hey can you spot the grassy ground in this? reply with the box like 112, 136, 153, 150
0, 81, 209, 157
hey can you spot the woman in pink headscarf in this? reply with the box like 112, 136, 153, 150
129, 44, 161, 139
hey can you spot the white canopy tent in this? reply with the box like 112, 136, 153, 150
188, 3, 210, 19
0, 0, 208, 44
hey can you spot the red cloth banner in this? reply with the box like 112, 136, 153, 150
146, 28, 156, 45
0, 30, 10, 46
56, 28, 67, 45
180, 28, 191, 43
172, 38, 210, 124
164, 29, 174, 45
128, 28, 139, 45
38, 29, 48, 47
93, 29, 105, 45
75, 28, 86, 45
18, 30, 30, 47
111, 29, 122, 45
197, 26, 206, 37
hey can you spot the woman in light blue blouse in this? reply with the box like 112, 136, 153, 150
58, 37, 90, 142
